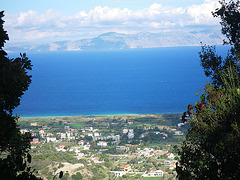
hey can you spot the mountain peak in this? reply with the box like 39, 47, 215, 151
98, 32, 118, 37
5, 31, 223, 52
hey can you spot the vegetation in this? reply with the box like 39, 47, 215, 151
0, 11, 41, 179
17, 114, 182, 179
177, 1, 240, 179
71, 172, 83, 180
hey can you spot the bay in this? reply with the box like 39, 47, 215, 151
12, 46, 218, 117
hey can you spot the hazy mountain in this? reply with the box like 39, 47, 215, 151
5, 31, 223, 52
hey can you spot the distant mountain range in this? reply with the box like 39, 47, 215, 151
5, 31, 223, 52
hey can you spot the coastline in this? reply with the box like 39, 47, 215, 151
18, 112, 183, 119
18, 113, 183, 123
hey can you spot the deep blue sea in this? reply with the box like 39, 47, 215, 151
11, 46, 227, 117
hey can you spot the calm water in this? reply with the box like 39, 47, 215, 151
12, 46, 216, 117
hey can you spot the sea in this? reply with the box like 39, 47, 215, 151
11, 46, 228, 117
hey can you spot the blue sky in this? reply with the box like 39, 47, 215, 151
1, 0, 223, 44
2, 0, 203, 14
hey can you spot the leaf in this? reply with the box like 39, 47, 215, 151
195, 101, 199, 106
237, 88, 240, 95
200, 94, 205, 101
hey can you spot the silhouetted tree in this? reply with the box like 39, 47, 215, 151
0, 11, 40, 179
177, 1, 240, 179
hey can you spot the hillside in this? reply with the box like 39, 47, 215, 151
5, 31, 223, 52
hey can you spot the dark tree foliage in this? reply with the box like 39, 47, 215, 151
177, 1, 240, 179
0, 11, 41, 179
214, 0, 240, 48
199, 0, 240, 86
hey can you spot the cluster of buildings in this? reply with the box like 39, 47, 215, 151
23, 120, 184, 148
111, 165, 165, 178
22, 123, 122, 146
21, 120, 181, 179
122, 128, 134, 139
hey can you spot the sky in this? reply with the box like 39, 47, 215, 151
1, 0, 224, 44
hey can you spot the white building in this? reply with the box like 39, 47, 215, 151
56, 146, 67, 152
78, 140, 85, 145
21, 129, 29, 134
69, 147, 81, 153
122, 128, 128, 134
46, 137, 57, 143
174, 131, 184, 135
138, 148, 154, 157
86, 127, 93, 131
83, 144, 91, 150
142, 170, 164, 177
128, 132, 134, 139
115, 135, 120, 141
129, 129, 134, 133
167, 153, 175, 159
97, 141, 107, 147
94, 132, 100, 137
30, 122, 38, 126
66, 132, 71, 138
91, 157, 104, 164
155, 170, 164, 176
60, 133, 66, 139
39, 130, 45, 138
87, 133, 93, 137
116, 146, 129, 151
68, 136, 75, 141
113, 171, 126, 177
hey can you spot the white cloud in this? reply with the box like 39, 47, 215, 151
4, 0, 222, 43
5, 9, 64, 29
186, 0, 220, 25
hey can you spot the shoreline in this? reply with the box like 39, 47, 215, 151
19, 112, 182, 119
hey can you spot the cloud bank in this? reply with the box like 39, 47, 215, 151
4, 0, 221, 43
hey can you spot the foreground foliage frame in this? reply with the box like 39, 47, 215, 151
177, 1, 240, 179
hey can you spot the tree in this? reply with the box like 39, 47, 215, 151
177, 1, 240, 179
71, 172, 83, 180
0, 11, 40, 179
199, 0, 240, 86
84, 135, 93, 141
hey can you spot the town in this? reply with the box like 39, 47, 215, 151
18, 114, 188, 180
